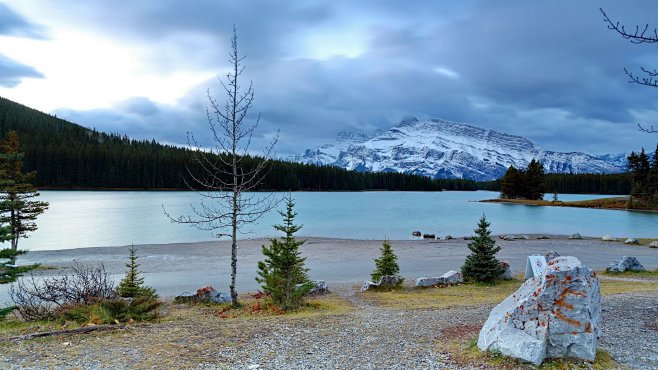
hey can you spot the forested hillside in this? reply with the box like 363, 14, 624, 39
0, 97, 477, 191
476, 173, 632, 195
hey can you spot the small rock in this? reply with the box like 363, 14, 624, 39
412, 231, 421, 237
650, 241, 658, 248
607, 256, 646, 273
361, 275, 402, 291
307, 280, 329, 295
498, 261, 514, 280
196, 286, 230, 303
423, 234, 436, 239
463, 236, 472, 240
360, 281, 378, 292
62, 342, 71, 346
173, 291, 196, 303
415, 277, 444, 287
444, 235, 454, 240
624, 238, 640, 245
568, 233, 582, 240
602, 235, 616, 241
520, 235, 530, 240
537, 235, 550, 240
441, 270, 463, 284
544, 251, 561, 261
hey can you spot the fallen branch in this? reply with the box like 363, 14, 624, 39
8, 324, 125, 341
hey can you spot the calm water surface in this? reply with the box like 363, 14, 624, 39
6, 190, 657, 251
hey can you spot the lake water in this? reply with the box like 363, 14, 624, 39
4, 190, 656, 251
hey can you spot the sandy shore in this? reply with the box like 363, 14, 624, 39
2, 235, 657, 303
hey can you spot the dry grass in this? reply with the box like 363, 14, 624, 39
600, 269, 658, 279
361, 277, 658, 310
437, 334, 619, 370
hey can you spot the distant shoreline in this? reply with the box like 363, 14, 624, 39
480, 196, 658, 213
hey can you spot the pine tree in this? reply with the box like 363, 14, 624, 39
524, 159, 546, 200
370, 239, 403, 284
256, 195, 312, 311
0, 131, 49, 255
500, 165, 523, 199
461, 215, 503, 283
117, 245, 156, 298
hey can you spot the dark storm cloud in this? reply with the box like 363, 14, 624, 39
51, 0, 658, 155
0, 54, 43, 87
0, 3, 45, 38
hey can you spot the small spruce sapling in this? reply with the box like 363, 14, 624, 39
256, 195, 312, 311
370, 239, 403, 286
117, 245, 156, 298
461, 215, 503, 283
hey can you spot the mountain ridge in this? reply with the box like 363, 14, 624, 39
291, 117, 627, 181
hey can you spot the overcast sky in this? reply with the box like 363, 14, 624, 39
1, 1, 657, 156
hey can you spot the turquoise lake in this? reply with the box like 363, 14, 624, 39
7, 190, 657, 251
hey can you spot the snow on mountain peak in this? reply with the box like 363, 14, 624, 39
292, 117, 626, 181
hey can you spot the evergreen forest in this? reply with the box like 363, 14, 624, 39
0, 97, 476, 191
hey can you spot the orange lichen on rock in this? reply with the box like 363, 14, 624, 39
554, 310, 582, 328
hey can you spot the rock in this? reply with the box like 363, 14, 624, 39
568, 233, 582, 240
463, 236, 472, 240
537, 235, 550, 240
360, 281, 378, 292
601, 235, 616, 241
412, 231, 421, 237
361, 275, 402, 291
650, 241, 658, 248
478, 256, 601, 366
624, 238, 640, 245
444, 235, 454, 240
521, 235, 530, 240
606, 256, 646, 273
544, 251, 561, 262
415, 277, 444, 287
307, 280, 329, 295
174, 291, 196, 303
175, 286, 229, 303
196, 286, 230, 303
423, 233, 436, 239
441, 270, 463, 284
498, 261, 514, 280
378, 275, 402, 288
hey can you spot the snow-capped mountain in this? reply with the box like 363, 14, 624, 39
291, 117, 627, 181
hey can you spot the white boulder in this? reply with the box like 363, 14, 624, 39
478, 256, 601, 366
601, 235, 616, 241
568, 233, 582, 240
624, 238, 640, 245
415, 277, 443, 287
650, 241, 658, 248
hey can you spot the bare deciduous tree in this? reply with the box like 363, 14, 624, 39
165, 27, 278, 307
601, 8, 658, 133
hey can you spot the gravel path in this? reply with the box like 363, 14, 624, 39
2, 287, 658, 369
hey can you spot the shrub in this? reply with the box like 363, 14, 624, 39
461, 215, 503, 283
10, 261, 116, 321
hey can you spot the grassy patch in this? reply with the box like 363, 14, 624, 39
439, 336, 618, 369
360, 279, 522, 310
362, 277, 658, 310
169, 293, 354, 321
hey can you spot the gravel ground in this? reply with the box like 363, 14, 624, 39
2, 285, 658, 369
